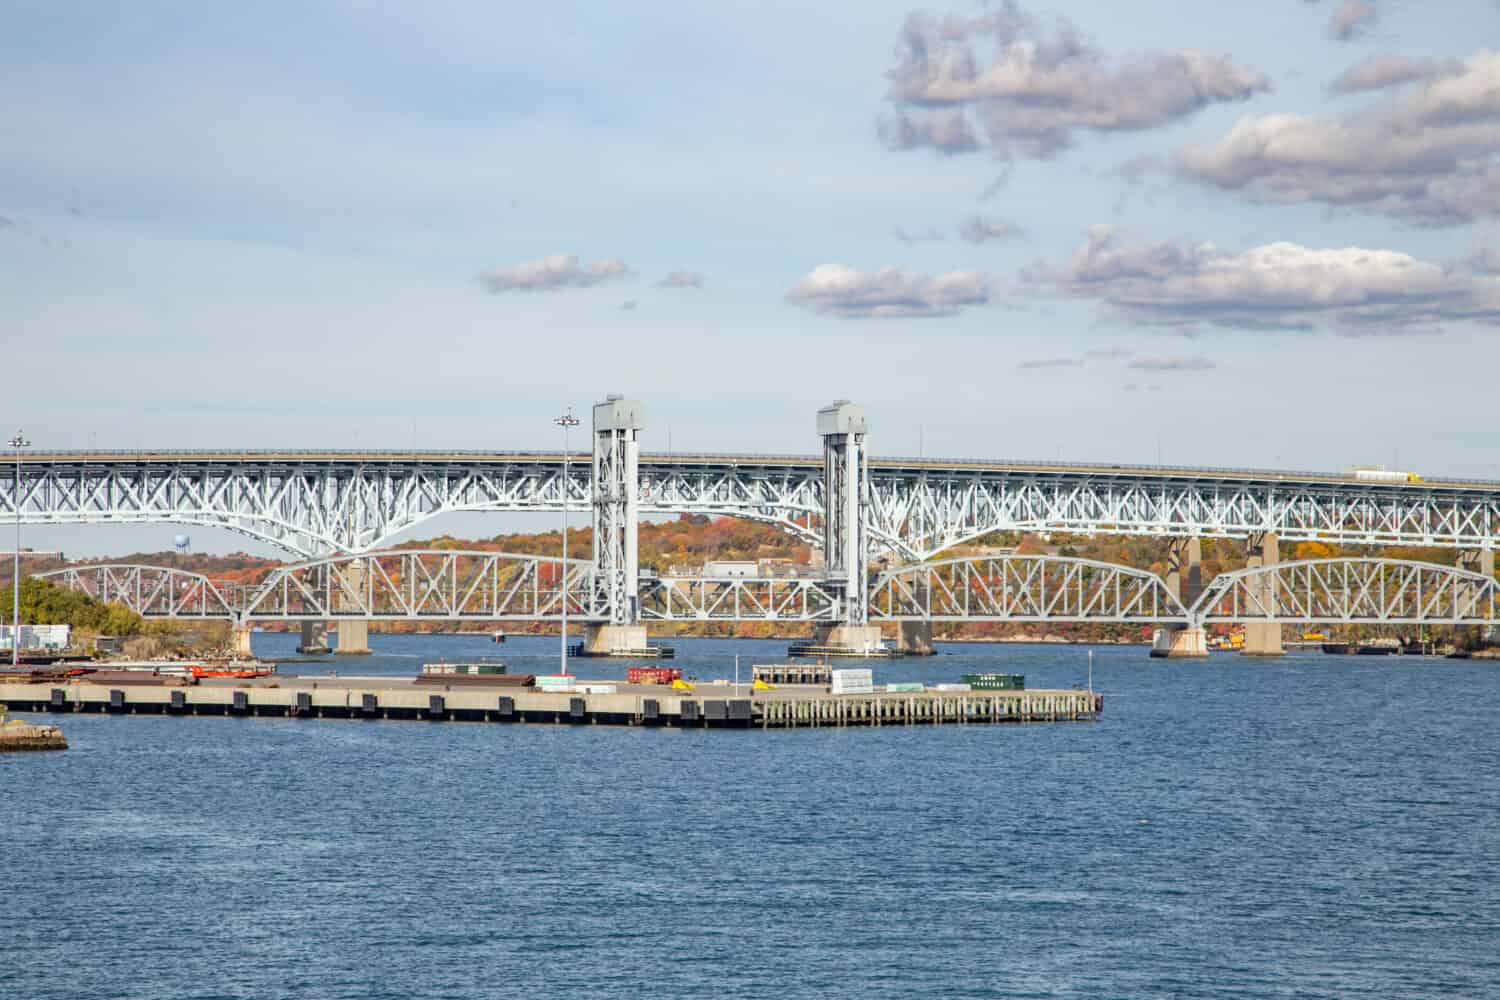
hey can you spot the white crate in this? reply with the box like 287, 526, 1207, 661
830, 668, 874, 695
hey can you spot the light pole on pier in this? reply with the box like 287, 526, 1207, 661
9, 430, 31, 668
554, 409, 580, 675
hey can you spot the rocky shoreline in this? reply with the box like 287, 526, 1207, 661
0, 719, 69, 752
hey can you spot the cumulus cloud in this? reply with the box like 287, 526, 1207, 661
1085, 347, 1135, 359
882, 4, 1268, 159
1178, 50, 1500, 226
1129, 355, 1215, 371
480, 253, 630, 292
960, 215, 1023, 243
879, 107, 980, 154
1329, 0, 1377, 41
1028, 225, 1500, 333
1328, 54, 1464, 94
786, 263, 990, 318
656, 271, 704, 288
1016, 357, 1084, 369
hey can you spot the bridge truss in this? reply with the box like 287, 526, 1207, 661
36, 565, 237, 619
237, 550, 605, 622
1191, 558, 1500, 626
866, 554, 1189, 623
43, 554, 1500, 630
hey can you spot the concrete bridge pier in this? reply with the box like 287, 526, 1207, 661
333, 562, 372, 656
231, 623, 254, 658
580, 623, 650, 656
1151, 536, 1207, 658
1457, 546, 1495, 648
335, 620, 370, 656
896, 621, 935, 656
1242, 532, 1284, 656
298, 621, 331, 654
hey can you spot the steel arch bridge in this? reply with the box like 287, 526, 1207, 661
38, 553, 1500, 629
1188, 558, 1500, 626
36, 565, 238, 619
8, 450, 1500, 561
238, 550, 606, 622
866, 554, 1189, 623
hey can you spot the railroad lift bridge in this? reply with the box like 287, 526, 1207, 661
15, 396, 1500, 657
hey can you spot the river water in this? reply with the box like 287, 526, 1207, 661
3, 636, 1497, 998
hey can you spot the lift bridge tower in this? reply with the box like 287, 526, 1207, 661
811, 399, 886, 655
579, 394, 649, 656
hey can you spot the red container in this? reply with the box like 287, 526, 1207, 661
627, 667, 682, 685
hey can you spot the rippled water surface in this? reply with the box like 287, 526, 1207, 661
4, 635, 1498, 998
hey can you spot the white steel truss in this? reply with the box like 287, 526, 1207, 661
36, 565, 237, 619
638, 575, 841, 622
1189, 558, 1500, 626
866, 554, 1189, 623
238, 550, 605, 621
10, 454, 1500, 564
37, 554, 1500, 628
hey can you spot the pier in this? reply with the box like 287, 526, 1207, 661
0, 677, 1101, 729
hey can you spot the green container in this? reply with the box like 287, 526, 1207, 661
962, 673, 1024, 691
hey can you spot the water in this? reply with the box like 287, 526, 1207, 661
4, 638, 1498, 998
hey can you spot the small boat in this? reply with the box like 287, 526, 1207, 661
1321, 642, 1353, 655
492, 630, 506, 643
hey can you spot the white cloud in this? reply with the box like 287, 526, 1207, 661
1178, 50, 1500, 225
480, 254, 630, 292
1328, 54, 1464, 94
1030, 225, 1500, 332
786, 263, 990, 318
1329, 0, 1377, 41
883, 5, 1268, 158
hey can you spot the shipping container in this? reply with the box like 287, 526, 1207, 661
627, 667, 683, 685
961, 673, 1025, 690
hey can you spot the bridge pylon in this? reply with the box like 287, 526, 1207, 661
581, 395, 651, 656
1241, 533, 1283, 656
1151, 536, 1208, 658
807, 400, 885, 656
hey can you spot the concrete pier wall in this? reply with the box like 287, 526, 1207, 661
1242, 533, 1284, 657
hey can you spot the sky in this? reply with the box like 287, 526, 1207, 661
3, 0, 1499, 555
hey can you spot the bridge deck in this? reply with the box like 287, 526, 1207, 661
16, 449, 1500, 491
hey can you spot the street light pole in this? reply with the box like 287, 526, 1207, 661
554, 409, 580, 675
9, 429, 31, 668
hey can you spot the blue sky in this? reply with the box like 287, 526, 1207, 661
3, 1, 1499, 553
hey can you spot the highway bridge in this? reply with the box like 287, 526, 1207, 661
10, 397, 1500, 656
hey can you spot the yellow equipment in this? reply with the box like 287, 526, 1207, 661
670, 679, 696, 691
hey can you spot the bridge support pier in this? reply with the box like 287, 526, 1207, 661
896, 621, 935, 656
1242, 533, 1284, 657
1457, 547, 1496, 647
1151, 537, 1207, 658
231, 624, 254, 658
298, 621, 331, 654
333, 561, 372, 655
335, 620, 371, 656
580, 624, 651, 656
